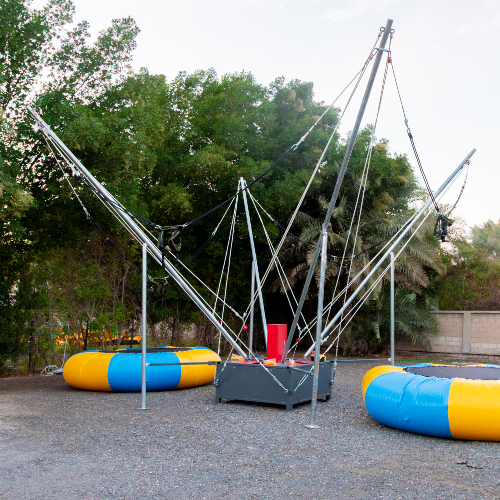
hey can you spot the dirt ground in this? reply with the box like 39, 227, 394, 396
1, 360, 500, 500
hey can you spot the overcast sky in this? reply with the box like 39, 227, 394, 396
33, 0, 500, 228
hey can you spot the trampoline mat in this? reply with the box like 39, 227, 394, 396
101, 347, 192, 354
406, 365, 500, 380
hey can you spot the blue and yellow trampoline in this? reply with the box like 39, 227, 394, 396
63, 347, 219, 392
363, 363, 500, 441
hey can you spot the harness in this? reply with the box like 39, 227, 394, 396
434, 214, 453, 242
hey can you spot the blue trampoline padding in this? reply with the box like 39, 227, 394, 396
365, 371, 453, 438
108, 351, 181, 392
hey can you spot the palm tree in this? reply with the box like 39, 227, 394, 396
273, 134, 444, 350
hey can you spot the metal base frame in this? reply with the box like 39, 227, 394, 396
214, 361, 332, 411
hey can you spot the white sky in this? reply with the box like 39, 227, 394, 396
33, 0, 500, 228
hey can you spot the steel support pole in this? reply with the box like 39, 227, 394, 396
303, 148, 476, 358
282, 19, 393, 363
139, 243, 149, 410
390, 252, 395, 366
249, 262, 255, 357
27, 106, 247, 359
240, 178, 268, 346
305, 229, 328, 428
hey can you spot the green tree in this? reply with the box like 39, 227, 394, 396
0, 0, 139, 370
437, 231, 500, 311
472, 219, 500, 258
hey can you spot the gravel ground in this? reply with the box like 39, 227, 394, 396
1, 360, 500, 500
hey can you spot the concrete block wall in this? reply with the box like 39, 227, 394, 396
395, 311, 500, 356
470, 313, 500, 355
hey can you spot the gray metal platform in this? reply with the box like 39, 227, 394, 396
214, 360, 332, 411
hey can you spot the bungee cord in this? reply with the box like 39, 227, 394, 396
390, 56, 439, 213
285, 45, 394, 354
254, 40, 379, 298
42, 134, 154, 278
178, 29, 385, 231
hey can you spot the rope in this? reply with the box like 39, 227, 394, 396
288, 44, 394, 354
321, 210, 434, 356
332, 36, 393, 363
319, 160, 467, 357
213, 189, 239, 355
446, 161, 470, 216
42, 134, 151, 278
180, 30, 384, 230
255, 41, 378, 299
248, 192, 315, 345
390, 56, 439, 212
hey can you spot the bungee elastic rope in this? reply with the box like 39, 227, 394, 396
41, 133, 156, 279
390, 57, 439, 213
180, 29, 385, 231
445, 161, 470, 217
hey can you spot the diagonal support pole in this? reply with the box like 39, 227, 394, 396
303, 148, 476, 359
283, 19, 394, 364
27, 106, 247, 359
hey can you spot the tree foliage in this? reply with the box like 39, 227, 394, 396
1, 0, 447, 369
436, 221, 500, 311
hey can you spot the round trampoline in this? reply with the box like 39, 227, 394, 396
63, 346, 219, 392
362, 363, 500, 441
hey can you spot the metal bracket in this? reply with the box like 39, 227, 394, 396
285, 389, 295, 395
375, 48, 391, 52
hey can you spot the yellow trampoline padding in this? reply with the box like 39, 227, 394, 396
362, 365, 406, 401
63, 351, 114, 392
175, 349, 220, 389
449, 378, 500, 441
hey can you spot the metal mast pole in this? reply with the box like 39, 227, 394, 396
303, 148, 476, 359
139, 243, 149, 410
305, 230, 328, 428
240, 178, 268, 346
249, 262, 255, 357
27, 106, 247, 359
390, 252, 395, 366
283, 18, 394, 363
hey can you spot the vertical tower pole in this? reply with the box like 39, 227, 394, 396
390, 251, 395, 366
249, 262, 256, 356
305, 229, 328, 428
139, 243, 149, 410
283, 19, 394, 364
240, 178, 268, 346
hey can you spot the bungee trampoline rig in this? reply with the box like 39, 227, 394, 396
28, 18, 479, 433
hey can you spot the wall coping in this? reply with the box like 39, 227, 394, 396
431, 311, 500, 314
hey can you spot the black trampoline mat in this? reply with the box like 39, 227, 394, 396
406, 365, 500, 380
100, 347, 192, 354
